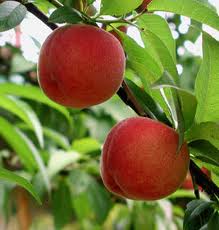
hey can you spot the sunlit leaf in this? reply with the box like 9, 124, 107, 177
0, 1, 27, 32
0, 168, 41, 204
148, 0, 219, 31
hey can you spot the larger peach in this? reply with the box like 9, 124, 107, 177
38, 24, 125, 108
100, 117, 190, 200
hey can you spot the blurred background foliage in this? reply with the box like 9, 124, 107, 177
0, 0, 218, 229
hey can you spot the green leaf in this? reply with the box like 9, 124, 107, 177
104, 204, 131, 230
49, 6, 83, 24
152, 77, 197, 130
138, 13, 176, 65
69, 170, 112, 224
189, 140, 219, 167
94, 95, 136, 122
72, 138, 101, 155
43, 127, 70, 150
47, 151, 80, 178
195, 33, 219, 123
0, 183, 11, 221
0, 95, 44, 147
140, 29, 178, 82
0, 83, 72, 125
17, 130, 51, 193
125, 78, 170, 125
208, 212, 219, 230
52, 179, 73, 230
101, 0, 143, 16
0, 167, 41, 204
168, 189, 208, 200
186, 122, 219, 150
33, 0, 54, 14
0, 1, 27, 32
152, 72, 185, 150
184, 200, 215, 230
16, 123, 70, 150
122, 33, 163, 88
132, 202, 157, 230
0, 117, 36, 172
11, 54, 35, 73
148, 0, 219, 31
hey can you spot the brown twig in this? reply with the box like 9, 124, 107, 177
117, 81, 149, 117
25, 3, 58, 30
22, 1, 219, 201
15, 187, 32, 230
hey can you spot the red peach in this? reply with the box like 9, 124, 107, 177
101, 117, 190, 200
38, 24, 125, 108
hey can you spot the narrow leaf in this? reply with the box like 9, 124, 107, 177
0, 95, 44, 147
152, 80, 197, 130
17, 130, 51, 193
208, 212, 219, 230
125, 78, 170, 124
195, 33, 219, 123
0, 167, 41, 204
186, 122, 219, 150
72, 138, 101, 155
189, 140, 219, 167
0, 117, 36, 172
152, 72, 185, 150
52, 180, 73, 229
122, 33, 163, 86
138, 14, 176, 63
101, 0, 143, 16
43, 127, 70, 150
184, 200, 215, 230
49, 6, 82, 24
0, 1, 27, 32
47, 151, 80, 178
0, 83, 72, 125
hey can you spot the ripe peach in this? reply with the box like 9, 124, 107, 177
182, 167, 211, 190
38, 24, 125, 108
136, 0, 152, 13
100, 117, 190, 200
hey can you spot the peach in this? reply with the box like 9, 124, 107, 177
136, 0, 152, 13
38, 24, 125, 108
100, 117, 190, 200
